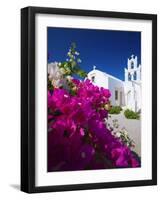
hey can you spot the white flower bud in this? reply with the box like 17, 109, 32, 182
75, 51, 80, 55
48, 62, 63, 82
116, 132, 121, 137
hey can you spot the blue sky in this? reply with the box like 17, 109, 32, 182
47, 27, 141, 81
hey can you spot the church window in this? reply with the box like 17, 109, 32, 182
134, 71, 137, 80
131, 61, 134, 69
115, 90, 118, 100
91, 76, 95, 83
128, 73, 131, 81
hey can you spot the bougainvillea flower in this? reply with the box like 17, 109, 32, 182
48, 79, 140, 171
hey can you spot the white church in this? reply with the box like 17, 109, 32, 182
87, 55, 141, 112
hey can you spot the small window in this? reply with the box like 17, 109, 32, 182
91, 76, 95, 83
128, 73, 131, 81
131, 61, 134, 69
115, 90, 118, 100
134, 71, 137, 80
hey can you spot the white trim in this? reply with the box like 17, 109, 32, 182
89, 69, 123, 83
35, 13, 152, 187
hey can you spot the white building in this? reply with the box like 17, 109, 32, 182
87, 55, 141, 112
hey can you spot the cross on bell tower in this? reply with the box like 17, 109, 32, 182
93, 65, 96, 70
131, 54, 135, 59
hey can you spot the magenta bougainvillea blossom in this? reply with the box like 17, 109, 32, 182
48, 79, 140, 172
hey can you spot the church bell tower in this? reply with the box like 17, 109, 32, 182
124, 55, 141, 82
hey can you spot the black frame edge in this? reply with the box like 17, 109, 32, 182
21, 6, 157, 193
21, 7, 30, 193
21, 7, 35, 193
23, 6, 157, 19
152, 14, 157, 185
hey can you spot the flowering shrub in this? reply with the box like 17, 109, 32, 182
106, 119, 135, 148
47, 43, 140, 172
124, 109, 140, 120
109, 106, 122, 114
48, 79, 140, 171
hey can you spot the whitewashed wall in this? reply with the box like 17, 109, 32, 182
108, 76, 125, 106
88, 70, 125, 106
88, 70, 109, 88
